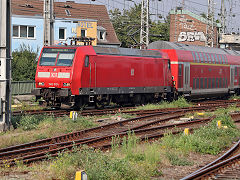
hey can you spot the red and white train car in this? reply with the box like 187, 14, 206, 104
32, 46, 173, 108
149, 41, 240, 98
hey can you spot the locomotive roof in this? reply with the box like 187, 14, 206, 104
93, 46, 163, 58
148, 41, 240, 56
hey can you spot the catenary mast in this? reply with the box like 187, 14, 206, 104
0, 0, 11, 131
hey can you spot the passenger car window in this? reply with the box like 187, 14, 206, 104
203, 53, 208, 63
85, 56, 89, 67
195, 53, 200, 63
196, 78, 199, 89
192, 52, 196, 62
214, 54, 219, 64
208, 78, 211, 88
211, 54, 215, 64
178, 65, 182, 76
206, 54, 211, 63
193, 78, 195, 89
199, 53, 204, 63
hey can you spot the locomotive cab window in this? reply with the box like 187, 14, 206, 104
85, 56, 89, 67
56, 53, 75, 66
40, 53, 58, 66
39, 48, 76, 66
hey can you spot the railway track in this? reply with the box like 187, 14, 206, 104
12, 99, 240, 117
3, 100, 240, 167
181, 139, 240, 180
0, 106, 218, 166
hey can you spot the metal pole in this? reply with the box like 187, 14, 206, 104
44, 0, 54, 46
140, 0, 149, 49
220, 0, 225, 34
0, 0, 11, 131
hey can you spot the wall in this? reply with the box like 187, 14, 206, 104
12, 15, 43, 53
12, 16, 98, 55
170, 10, 219, 47
76, 20, 97, 46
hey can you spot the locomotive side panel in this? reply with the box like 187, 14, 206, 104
79, 54, 172, 95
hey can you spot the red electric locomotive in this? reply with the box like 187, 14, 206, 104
32, 46, 173, 108
149, 41, 240, 99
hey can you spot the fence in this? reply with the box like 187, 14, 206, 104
11, 81, 35, 95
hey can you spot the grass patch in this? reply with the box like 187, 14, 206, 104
229, 94, 240, 100
161, 107, 240, 155
0, 115, 97, 149
129, 97, 191, 111
165, 150, 192, 166
1, 112, 136, 149
47, 133, 164, 180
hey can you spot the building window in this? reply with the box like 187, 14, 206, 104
65, 9, 71, 16
81, 29, 86, 37
99, 31, 106, 40
28, 26, 34, 38
59, 28, 66, 40
13, 26, 19, 37
20, 26, 27, 37
13, 25, 35, 39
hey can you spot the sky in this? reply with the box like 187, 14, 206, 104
56, 0, 240, 34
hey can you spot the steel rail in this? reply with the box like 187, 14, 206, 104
181, 139, 240, 180
1, 118, 212, 166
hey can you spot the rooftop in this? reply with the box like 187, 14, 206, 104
11, 0, 120, 45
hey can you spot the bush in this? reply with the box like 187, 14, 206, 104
12, 44, 38, 81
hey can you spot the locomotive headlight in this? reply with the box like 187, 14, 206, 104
38, 82, 45, 86
63, 83, 70, 87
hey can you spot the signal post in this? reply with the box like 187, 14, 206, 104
0, 0, 11, 131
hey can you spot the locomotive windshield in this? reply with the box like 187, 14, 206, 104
39, 48, 76, 66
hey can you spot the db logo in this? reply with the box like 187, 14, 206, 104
50, 73, 58, 78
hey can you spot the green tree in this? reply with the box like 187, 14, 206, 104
109, 3, 170, 48
12, 44, 38, 81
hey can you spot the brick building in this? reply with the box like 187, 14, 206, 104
170, 9, 220, 47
